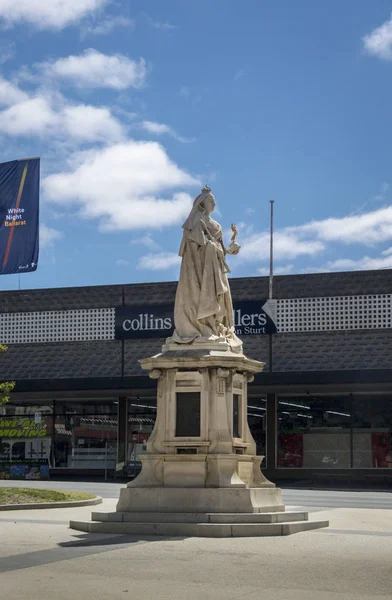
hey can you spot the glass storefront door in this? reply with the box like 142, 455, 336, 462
53, 400, 118, 470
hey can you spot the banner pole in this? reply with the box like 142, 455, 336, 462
269, 200, 274, 300
268, 200, 275, 374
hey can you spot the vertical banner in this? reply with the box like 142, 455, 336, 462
0, 158, 40, 275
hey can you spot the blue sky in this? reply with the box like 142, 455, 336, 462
1, 0, 392, 290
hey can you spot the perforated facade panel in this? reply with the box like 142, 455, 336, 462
0, 308, 114, 344
275, 294, 392, 333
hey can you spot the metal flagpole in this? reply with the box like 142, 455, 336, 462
268, 200, 274, 374
269, 200, 274, 300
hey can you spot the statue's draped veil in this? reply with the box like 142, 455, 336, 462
178, 188, 215, 257
182, 189, 214, 232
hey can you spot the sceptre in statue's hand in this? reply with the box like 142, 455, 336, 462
227, 223, 240, 255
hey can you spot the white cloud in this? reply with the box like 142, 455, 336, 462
82, 16, 134, 36
326, 254, 392, 272
235, 221, 254, 238
245, 207, 255, 216
41, 49, 147, 90
0, 96, 59, 136
0, 73, 198, 236
180, 86, 190, 98
138, 252, 180, 270
0, 77, 28, 106
350, 181, 390, 215
363, 14, 392, 60
0, 90, 125, 142
0, 42, 15, 64
275, 264, 294, 275
62, 105, 124, 142
40, 223, 63, 247
145, 14, 176, 30
43, 140, 199, 231
0, 0, 108, 30
239, 202, 392, 273
241, 231, 324, 262
141, 121, 172, 136
131, 233, 161, 251
296, 205, 392, 245
116, 258, 129, 267
258, 264, 308, 276
140, 120, 192, 143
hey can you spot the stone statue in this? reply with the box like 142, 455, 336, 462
70, 186, 327, 538
170, 185, 242, 351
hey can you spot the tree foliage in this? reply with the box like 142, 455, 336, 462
0, 344, 15, 405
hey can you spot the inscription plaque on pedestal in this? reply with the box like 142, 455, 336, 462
175, 392, 201, 437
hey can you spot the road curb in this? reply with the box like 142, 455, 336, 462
0, 495, 103, 511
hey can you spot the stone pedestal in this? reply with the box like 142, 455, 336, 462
70, 343, 329, 536
117, 346, 282, 513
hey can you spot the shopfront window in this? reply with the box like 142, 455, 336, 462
126, 398, 156, 478
53, 401, 118, 469
352, 396, 392, 468
277, 394, 392, 469
247, 396, 266, 466
0, 403, 53, 479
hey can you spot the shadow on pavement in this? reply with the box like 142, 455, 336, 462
59, 533, 177, 547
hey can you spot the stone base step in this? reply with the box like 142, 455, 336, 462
69, 518, 329, 537
91, 511, 309, 524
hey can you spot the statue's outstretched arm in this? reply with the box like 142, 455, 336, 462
227, 223, 241, 255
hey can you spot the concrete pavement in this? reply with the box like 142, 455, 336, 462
0, 488, 391, 600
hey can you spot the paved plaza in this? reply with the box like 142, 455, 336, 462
0, 482, 391, 600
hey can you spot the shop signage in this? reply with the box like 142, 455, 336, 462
115, 300, 277, 339
0, 418, 47, 438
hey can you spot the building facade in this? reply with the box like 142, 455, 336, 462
0, 269, 391, 485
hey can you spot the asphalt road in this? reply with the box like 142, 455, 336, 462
0, 479, 391, 509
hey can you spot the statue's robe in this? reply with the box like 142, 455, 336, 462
171, 215, 241, 349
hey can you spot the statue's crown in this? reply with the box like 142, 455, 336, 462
202, 184, 211, 193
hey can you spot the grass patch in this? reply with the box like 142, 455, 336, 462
0, 488, 95, 505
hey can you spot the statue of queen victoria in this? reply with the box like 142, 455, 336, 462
169, 186, 242, 351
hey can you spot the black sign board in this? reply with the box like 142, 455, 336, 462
115, 304, 174, 339
115, 300, 277, 339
